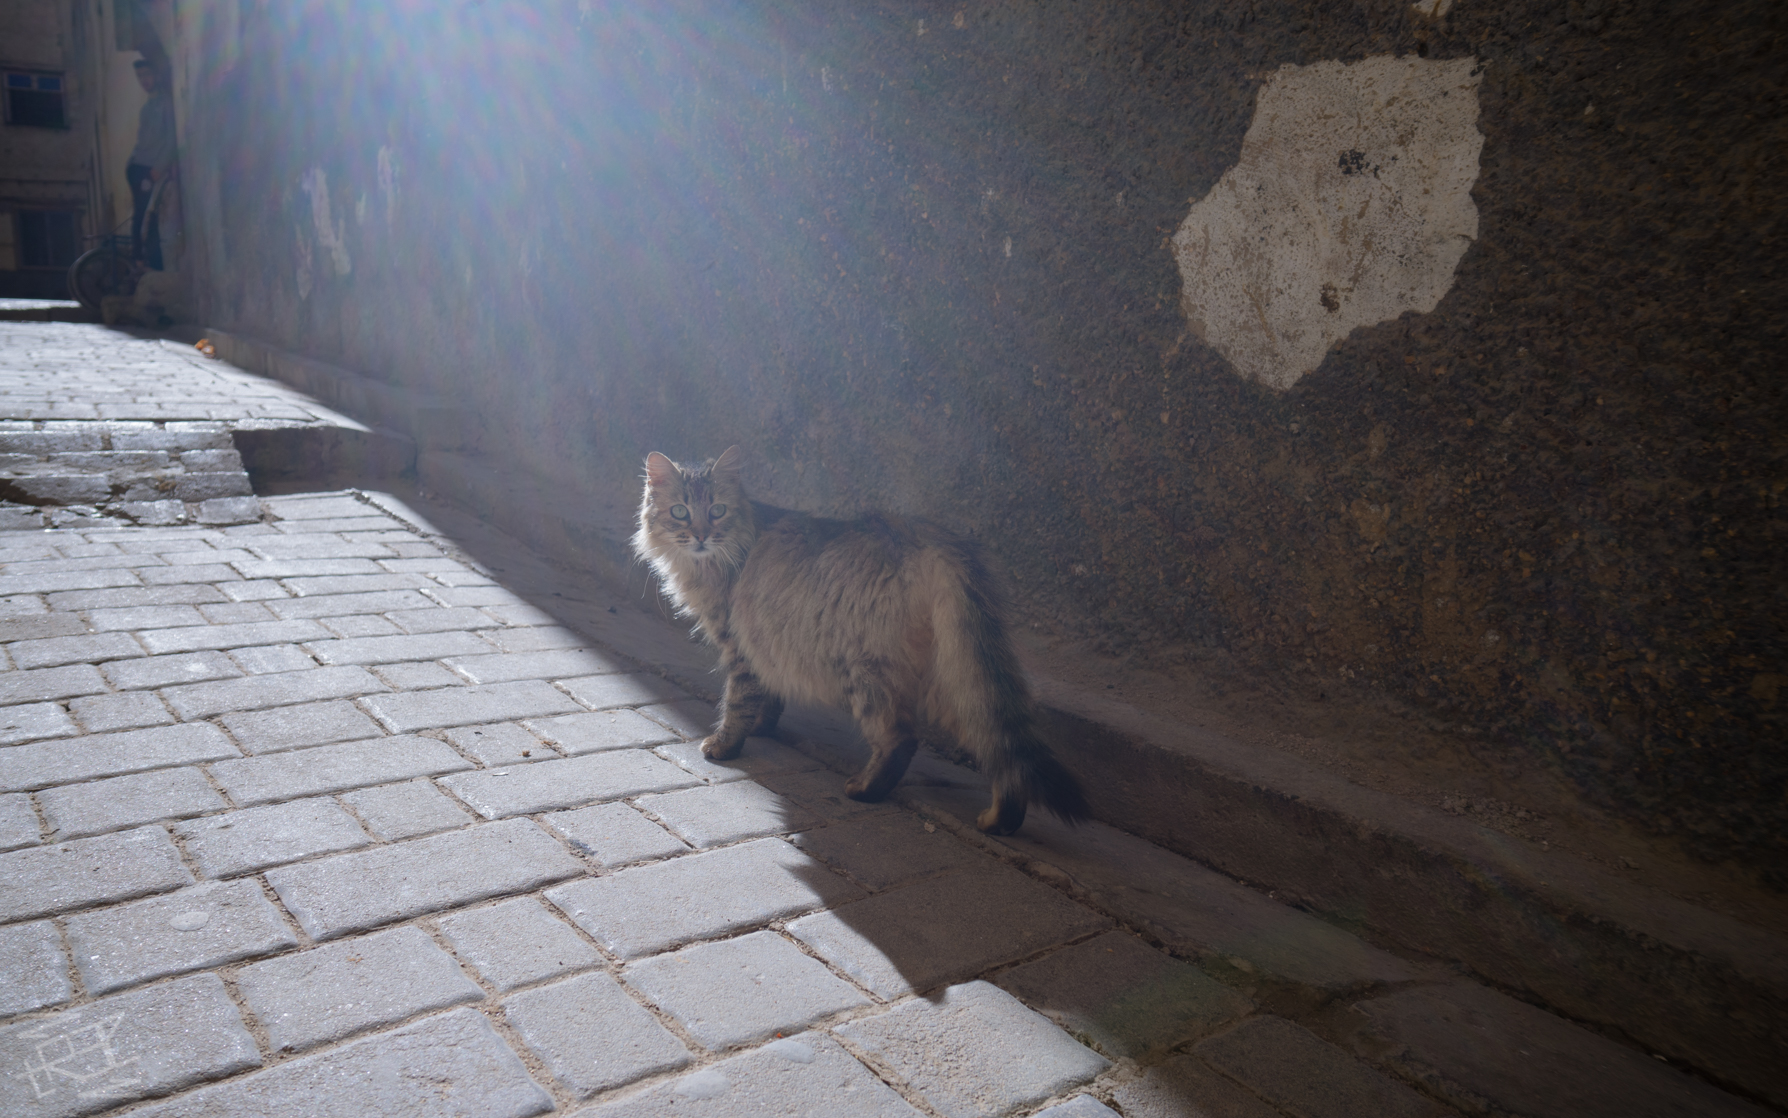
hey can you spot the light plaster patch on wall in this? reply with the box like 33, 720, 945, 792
378, 145, 399, 227
1171, 55, 1483, 391
302, 167, 352, 277
295, 228, 313, 300
1411, 0, 1456, 17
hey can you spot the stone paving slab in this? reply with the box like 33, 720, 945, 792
445, 720, 550, 764
0, 663, 108, 706
266, 816, 586, 939
635, 780, 817, 848
374, 661, 466, 690
173, 796, 372, 876
160, 664, 388, 720
481, 624, 588, 652
448, 648, 627, 683
0, 919, 70, 1016
1108, 1051, 1282, 1118
340, 778, 475, 840
361, 679, 584, 732
69, 690, 175, 732
788, 811, 987, 892
0, 825, 192, 921
51, 584, 228, 611
541, 801, 691, 868
237, 924, 484, 1052
788, 866, 1112, 999
560, 673, 690, 711
1033, 1098, 1122, 1118
126, 1007, 553, 1118
438, 896, 603, 993
996, 930, 1255, 1061
100, 650, 240, 689
208, 733, 470, 805
623, 929, 871, 1049
137, 619, 331, 655
217, 698, 385, 754
263, 588, 437, 619
526, 709, 681, 754
63, 878, 297, 994
1352, 982, 1772, 1118
503, 971, 693, 1097
836, 981, 1109, 1118
635, 700, 718, 740
308, 629, 493, 665
0, 789, 42, 849
0, 972, 260, 1118
971, 804, 1421, 993
387, 603, 501, 631
9, 632, 146, 670
547, 838, 866, 960
440, 750, 701, 819
1196, 1016, 1450, 1118
577, 1033, 922, 1118
38, 767, 225, 838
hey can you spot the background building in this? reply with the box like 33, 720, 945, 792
0, 0, 167, 298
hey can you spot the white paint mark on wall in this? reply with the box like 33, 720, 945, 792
377, 145, 399, 228
1171, 55, 1483, 390
294, 229, 313, 300
301, 167, 352, 277
1411, 0, 1457, 18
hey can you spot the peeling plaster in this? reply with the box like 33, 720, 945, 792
301, 167, 352, 277
377, 145, 400, 230
294, 228, 313, 300
1171, 55, 1483, 390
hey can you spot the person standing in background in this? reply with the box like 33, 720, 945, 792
126, 58, 175, 270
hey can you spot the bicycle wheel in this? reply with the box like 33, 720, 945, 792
67, 247, 136, 312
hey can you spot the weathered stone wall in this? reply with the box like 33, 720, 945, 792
179, 1, 1785, 874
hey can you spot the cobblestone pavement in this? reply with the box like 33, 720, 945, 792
0, 323, 1771, 1118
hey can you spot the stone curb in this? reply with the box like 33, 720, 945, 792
200, 324, 1788, 1108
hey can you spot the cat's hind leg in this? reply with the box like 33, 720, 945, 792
977, 779, 1028, 835
842, 675, 918, 801
703, 665, 774, 760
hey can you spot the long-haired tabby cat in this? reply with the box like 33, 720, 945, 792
633, 446, 1088, 835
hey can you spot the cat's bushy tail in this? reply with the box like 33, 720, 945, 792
927, 542, 1090, 834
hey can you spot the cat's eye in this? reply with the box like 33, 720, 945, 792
669, 504, 689, 521
709, 504, 727, 519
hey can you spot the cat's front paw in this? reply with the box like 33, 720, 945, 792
701, 734, 745, 761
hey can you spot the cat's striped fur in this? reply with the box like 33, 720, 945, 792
632, 446, 1088, 834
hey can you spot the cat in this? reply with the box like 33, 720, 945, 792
632, 446, 1088, 835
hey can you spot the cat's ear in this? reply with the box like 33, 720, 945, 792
644, 452, 678, 488
712, 445, 743, 478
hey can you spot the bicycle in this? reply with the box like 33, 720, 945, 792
66, 232, 141, 312
65, 176, 167, 312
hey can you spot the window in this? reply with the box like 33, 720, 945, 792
5, 71, 67, 128
18, 211, 81, 268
